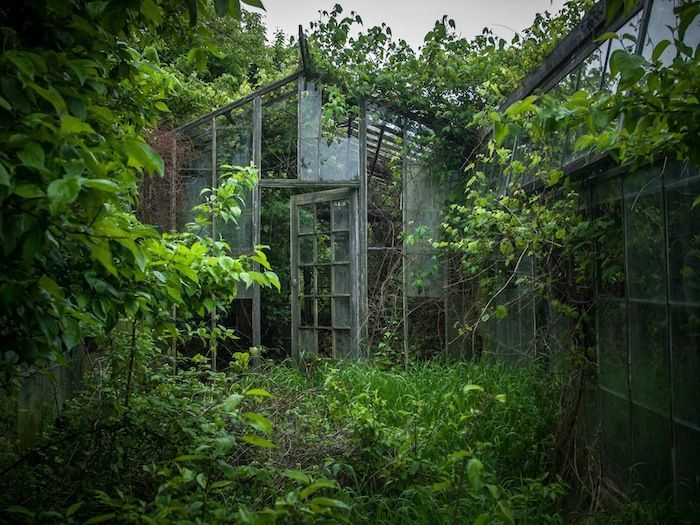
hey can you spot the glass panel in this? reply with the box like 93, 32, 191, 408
598, 299, 629, 397
333, 232, 350, 263
624, 168, 666, 301
182, 121, 213, 172
318, 297, 331, 327
300, 295, 315, 327
671, 305, 700, 427
332, 264, 350, 295
315, 201, 330, 232
547, 66, 579, 167
299, 81, 322, 181
319, 124, 360, 181
317, 265, 331, 296
299, 204, 315, 234
631, 403, 673, 495
642, 0, 700, 66
318, 329, 332, 357
334, 297, 351, 328
317, 233, 332, 263
216, 106, 252, 167
332, 199, 350, 231
261, 83, 298, 179
300, 236, 314, 265
334, 329, 353, 359
600, 390, 633, 490
674, 422, 700, 503
178, 172, 212, 235
602, 12, 643, 93
666, 174, 700, 304
407, 252, 445, 298
219, 188, 253, 254
301, 266, 314, 296
299, 328, 317, 355
564, 43, 606, 164
629, 302, 669, 414
592, 177, 625, 297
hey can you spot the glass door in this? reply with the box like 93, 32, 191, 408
290, 188, 359, 358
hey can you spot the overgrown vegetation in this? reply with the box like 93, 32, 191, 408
0, 331, 565, 523
1, 0, 698, 522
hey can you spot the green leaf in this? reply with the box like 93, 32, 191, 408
140, 0, 163, 24
244, 388, 273, 398
494, 305, 507, 319
241, 435, 276, 448
467, 458, 484, 490
47, 176, 82, 214
6, 505, 35, 516
0, 163, 9, 186
84, 514, 117, 524
222, 393, 243, 412
243, 412, 272, 435
60, 115, 94, 134
62, 318, 81, 349
594, 32, 618, 43
309, 497, 348, 510
242, 0, 265, 10
184, 0, 198, 26
496, 500, 514, 525
464, 384, 484, 393
66, 502, 84, 517
214, 0, 230, 17
609, 50, 645, 88
124, 138, 164, 175
92, 240, 118, 278
214, 435, 236, 455
174, 454, 207, 462
0, 94, 11, 111
82, 179, 121, 192
39, 275, 64, 299
300, 479, 338, 500
282, 470, 311, 485
28, 82, 67, 113
13, 184, 45, 198
430, 480, 452, 493
18, 142, 45, 171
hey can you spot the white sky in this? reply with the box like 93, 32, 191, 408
248, 0, 569, 49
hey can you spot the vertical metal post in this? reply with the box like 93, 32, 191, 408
358, 99, 368, 357
401, 123, 409, 369
290, 196, 299, 359
170, 133, 178, 373
211, 117, 218, 371
252, 96, 262, 352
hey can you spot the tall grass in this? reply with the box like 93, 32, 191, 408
244, 359, 567, 524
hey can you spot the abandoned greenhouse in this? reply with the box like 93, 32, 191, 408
3, 0, 699, 520
139, 0, 699, 506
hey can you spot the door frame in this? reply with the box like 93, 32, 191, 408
290, 188, 360, 359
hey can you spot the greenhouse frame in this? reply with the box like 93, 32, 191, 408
161, 0, 698, 505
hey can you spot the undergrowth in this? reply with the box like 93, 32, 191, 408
0, 349, 691, 524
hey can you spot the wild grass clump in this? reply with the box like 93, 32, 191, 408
244, 359, 567, 524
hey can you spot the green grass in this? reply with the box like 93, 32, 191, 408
2, 355, 692, 524
242, 359, 567, 524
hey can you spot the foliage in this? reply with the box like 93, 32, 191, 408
438, 0, 699, 358
0, 330, 348, 524
0, 0, 278, 381
306, 1, 595, 174
159, 9, 298, 124
2, 354, 570, 524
